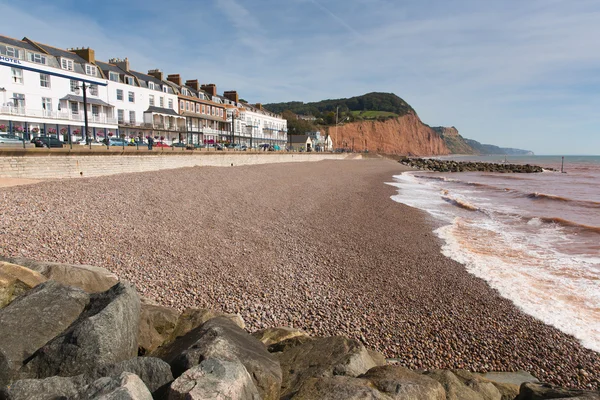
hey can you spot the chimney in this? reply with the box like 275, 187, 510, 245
148, 69, 164, 81
108, 57, 129, 72
185, 79, 200, 91
167, 74, 182, 86
224, 90, 239, 103
255, 103, 263, 111
69, 47, 95, 63
201, 84, 217, 97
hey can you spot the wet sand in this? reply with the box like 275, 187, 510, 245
0, 159, 597, 389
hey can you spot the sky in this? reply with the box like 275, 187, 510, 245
2, 0, 599, 154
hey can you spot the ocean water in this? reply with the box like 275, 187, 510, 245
389, 155, 600, 352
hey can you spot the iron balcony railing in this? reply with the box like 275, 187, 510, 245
1, 106, 117, 125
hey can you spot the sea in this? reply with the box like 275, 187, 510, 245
389, 155, 600, 353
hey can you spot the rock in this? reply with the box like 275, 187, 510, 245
138, 301, 180, 355
0, 375, 88, 400
168, 358, 260, 400
276, 336, 378, 398
82, 372, 153, 400
165, 307, 245, 344
361, 366, 446, 400
268, 336, 314, 353
452, 370, 502, 400
367, 350, 388, 367
154, 316, 281, 400
0, 261, 47, 308
424, 370, 485, 400
478, 371, 539, 400
252, 327, 309, 347
0, 281, 89, 386
23, 282, 140, 378
0, 256, 118, 293
90, 357, 173, 398
291, 376, 391, 400
515, 382, 600, 399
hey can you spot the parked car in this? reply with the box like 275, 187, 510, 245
0, 134, 23, 145
172, 142, 186, 148
32, 136, 64, 148
108, 138, 127, 146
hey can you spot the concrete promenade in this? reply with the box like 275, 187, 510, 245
0, 147, 358, 180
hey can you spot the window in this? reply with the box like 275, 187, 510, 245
70, 80, 79, 92
179, 101, 184, 110
109, 72, 119, 82
128, 91, 134, 102
85, 65, 97, 76
61, 58, 74, 71
196, 104, 200, 113
212, 107, 215, 116
129, 111, 136, 124
149, 95, 155, 106
168, 99, 173, 109
162, 86, 168, 93
4, 46, 17, 57
13, 93, 25, 108
42, 97, 52, 111
220, 109, 223, 117
125, 76, 134, 85
70, 102, 78, 114
116, 89, 123, 101
118, 109, 124, 123
202, 105, 205, 114
89, 85, 98, 96
29, 53, 46, 64
148, 82, 155, 90
40, 73, 50, 88
11, 68, 23, 84
186, 101, 190, 111
159, 97, 164, 107
92, 105, 99, 116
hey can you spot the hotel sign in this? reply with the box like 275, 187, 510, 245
0, 56, 22, 65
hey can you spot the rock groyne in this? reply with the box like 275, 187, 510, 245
1, 258, 598, 399
400, 157, 546, 173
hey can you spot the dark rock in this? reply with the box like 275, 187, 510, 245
168, 358, 260, 400
154, 316, 281, 400
89, 357, 173, 399
138, 300, 180, 355
291, 376, 390, 400
361, 365, 446, 399
165, 307, 245, 345
515, 382, 600, 399
0, 281, 89, 386
268, 336, 314, 353
0, 256, 118, 293
23, 282, 140, 378
0, 375, 87, 400
275, 336, 378, 398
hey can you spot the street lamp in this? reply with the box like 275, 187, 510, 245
74, 82, 94, 149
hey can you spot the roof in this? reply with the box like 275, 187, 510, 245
28, 40, 89, 64
0, 35, 39, 52
129, 70, 163, 87
289, 135, 311, 144
60, 94, 112, 107
96, 60, 124, 74
145, 106, 179, 116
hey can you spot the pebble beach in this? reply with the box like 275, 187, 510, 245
0, 158, 598, 390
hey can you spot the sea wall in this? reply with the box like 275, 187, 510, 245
0, 151, 357, 180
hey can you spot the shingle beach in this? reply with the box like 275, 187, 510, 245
0, 159, 597, 389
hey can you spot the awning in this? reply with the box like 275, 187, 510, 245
144, 106, 181, 117
60, 94, 112, 107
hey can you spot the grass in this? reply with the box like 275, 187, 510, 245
350, 111, 399, 119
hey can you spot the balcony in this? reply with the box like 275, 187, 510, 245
0, 106, 117, 125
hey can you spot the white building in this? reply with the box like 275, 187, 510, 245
0, 35, 115, 141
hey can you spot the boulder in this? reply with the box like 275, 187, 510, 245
275, 336, 378, 398
82, 372, 153, 400
291, 376, 391, 400
424, 370, 485, 400
451, 370, 502, 400
515, 382, 600, 399
0, 256, 118, 293
0, 281, 89, 386
0, 261, 47, 308
138, 300, 180, 355
90, 357, 173, 398
361, 366, 446, 400
268, 335, 314, 353
168, 358, 260, 400
478, 371, 538, 400
165, 307, 245, 344
366, 350, 388, 367
154, 316, 281, 400
0, 375, 88, 400
252, 327, 309, 347
23, 282, 140, 378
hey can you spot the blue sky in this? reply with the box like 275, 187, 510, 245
2, 0, 599, 154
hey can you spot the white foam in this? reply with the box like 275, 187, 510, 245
390, 172, 600, 353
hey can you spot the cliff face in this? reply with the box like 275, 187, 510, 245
432, 126, 476, 155
327, 114, 449, 156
